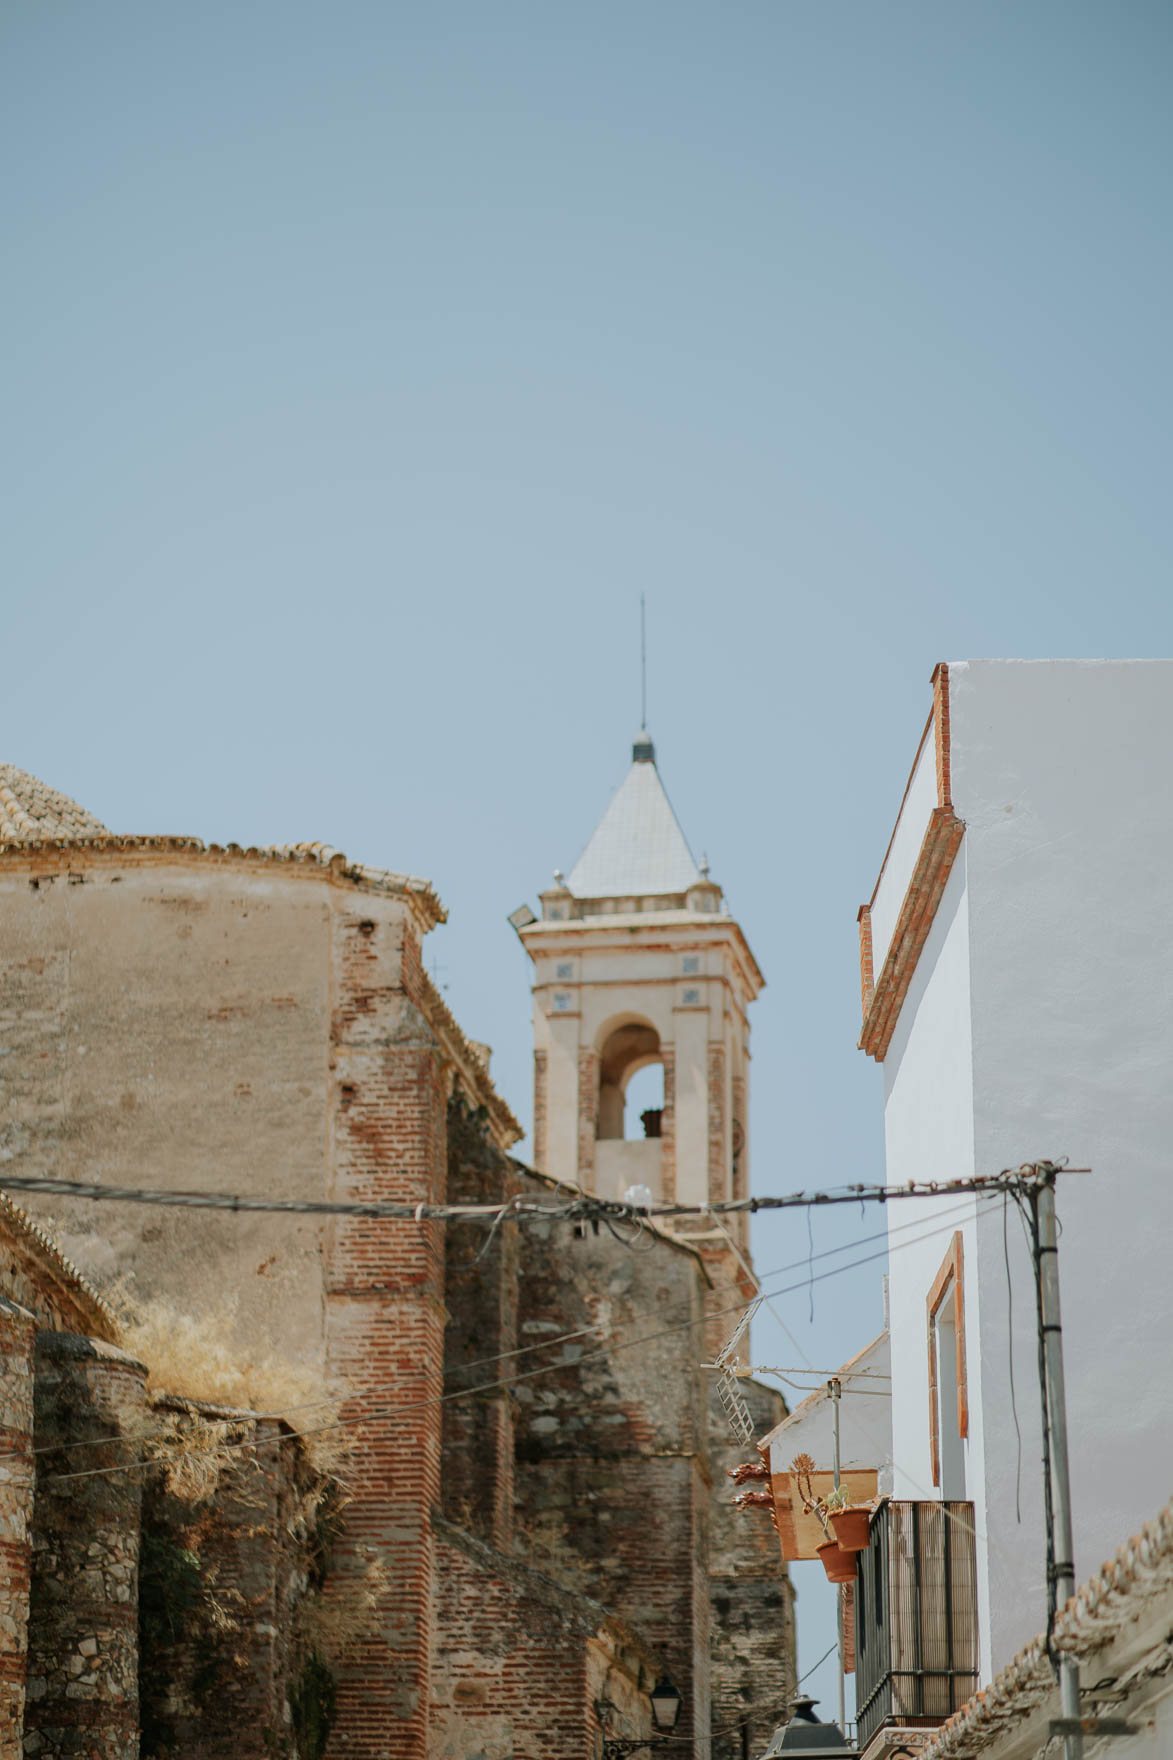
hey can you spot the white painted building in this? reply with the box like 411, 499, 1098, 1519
855, 659, 1173, 1696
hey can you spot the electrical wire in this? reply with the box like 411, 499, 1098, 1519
33, 1203, 1003, 1486
0, 1163, 1080, 1224
0, 1192, 974, 1467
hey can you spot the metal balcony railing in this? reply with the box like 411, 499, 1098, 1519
854, 1500, 979, 1752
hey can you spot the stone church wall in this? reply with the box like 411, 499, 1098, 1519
0, 838, 793, 1757
707, 1375, 796, 1760
0, 857, 332, 1377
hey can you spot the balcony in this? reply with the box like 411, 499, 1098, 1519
854, 1500, 979, 1755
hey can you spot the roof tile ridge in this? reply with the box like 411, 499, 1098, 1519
0, 836, 447, 921
0, 1189, 118, 1340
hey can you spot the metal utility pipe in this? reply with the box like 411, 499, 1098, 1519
1037, 1180, 1082, 1760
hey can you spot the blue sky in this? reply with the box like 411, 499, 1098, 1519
5, 0, 1173, 1727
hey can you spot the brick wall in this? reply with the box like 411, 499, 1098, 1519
324, 897, 450, 1760
431, 1520, 652, 1760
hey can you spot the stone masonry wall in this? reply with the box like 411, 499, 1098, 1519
512, 1210, 713, 1757
707, 1377, 793, 1760
442, 1097, 522, 1550
26, 1333, 148, 1760
137, 1413, 308, 1760
0, 1299, 35, 1759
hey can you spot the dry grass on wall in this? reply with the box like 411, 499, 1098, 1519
111, 1285, 350, 1477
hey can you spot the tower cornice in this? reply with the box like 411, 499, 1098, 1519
518, 910, 765, 1003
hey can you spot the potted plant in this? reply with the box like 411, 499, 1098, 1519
826, 1484, 873, 1553
792, 1454, 856, 1584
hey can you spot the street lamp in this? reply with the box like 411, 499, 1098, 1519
599, 1676, 683, 1758
753, 1695, 857, 1759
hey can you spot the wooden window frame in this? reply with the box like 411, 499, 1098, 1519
926, 1231, 968, 1488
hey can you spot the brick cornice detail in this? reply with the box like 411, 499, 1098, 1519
858, 806, 965, 1062
857, 662, 963, 1063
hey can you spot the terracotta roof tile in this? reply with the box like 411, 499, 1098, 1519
0, 766, 110, 842
0, 766, 446, 927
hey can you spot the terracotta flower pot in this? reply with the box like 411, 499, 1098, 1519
816, 1539, 856, 1584
830, 1507, 872, 1552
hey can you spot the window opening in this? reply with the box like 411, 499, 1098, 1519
927, 1232, 968, 1498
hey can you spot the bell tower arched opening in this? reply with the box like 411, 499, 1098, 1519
596, 1019, 662, 1141
623, 1062, 665, 1140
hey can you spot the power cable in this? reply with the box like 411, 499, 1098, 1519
0, 1163, 1080, 1223
0, 1192, 972, 1466
34, 1204, 1002, 1486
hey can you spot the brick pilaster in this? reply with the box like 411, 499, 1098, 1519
707, 1044, 727, 1205
659, 1049, 677, 1203
576, 1048, 599, 1188
532, 1050, 548, 1172
325, 902, 450, 1760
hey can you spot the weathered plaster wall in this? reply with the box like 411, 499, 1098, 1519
0, 858, 332, 1373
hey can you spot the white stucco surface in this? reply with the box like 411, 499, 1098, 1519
762, 1329, 891, 1480
877, 659, 1173, 1683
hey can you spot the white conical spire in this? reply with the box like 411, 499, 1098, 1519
565, 733, 702, 899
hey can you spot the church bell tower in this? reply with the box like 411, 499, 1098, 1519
516, 729, 764, 1269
